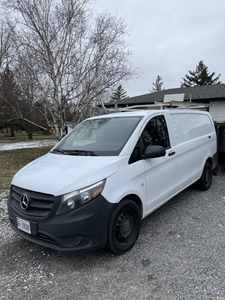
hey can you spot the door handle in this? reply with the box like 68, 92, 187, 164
168, 150, 176, 156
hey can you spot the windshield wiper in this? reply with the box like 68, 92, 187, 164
51, 149, 65, 154
65, 150, 98, 156
52, 149, 98, 156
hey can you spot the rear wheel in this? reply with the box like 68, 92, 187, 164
106, 199, 141, 255
197, 161, 212, 191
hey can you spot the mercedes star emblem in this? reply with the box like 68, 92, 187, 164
20, 194, 29, 210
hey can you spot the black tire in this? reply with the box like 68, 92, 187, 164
197, 161, 212, 191
106, 199, 141, 255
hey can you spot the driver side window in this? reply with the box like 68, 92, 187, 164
142, 115, 170, 151
129, 115, 170, 164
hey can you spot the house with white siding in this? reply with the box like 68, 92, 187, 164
106, 84, 225, 122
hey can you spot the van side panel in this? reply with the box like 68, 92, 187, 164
169, 113, 215, 145
169, 112, 217, 188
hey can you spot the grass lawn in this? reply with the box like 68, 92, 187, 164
0, 146, 52, 189
0, 132, 57, 141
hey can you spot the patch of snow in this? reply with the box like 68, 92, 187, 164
0, 140, 57, 151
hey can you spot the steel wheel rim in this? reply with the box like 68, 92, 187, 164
115, 210, 135, 245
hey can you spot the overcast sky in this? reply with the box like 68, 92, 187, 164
96, 0, 225, 97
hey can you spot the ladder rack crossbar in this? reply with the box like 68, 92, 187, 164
101, 99, 210, 112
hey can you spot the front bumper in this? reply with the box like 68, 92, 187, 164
8, 186, 116, 252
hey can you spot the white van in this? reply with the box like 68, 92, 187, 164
8, 109, 217, 254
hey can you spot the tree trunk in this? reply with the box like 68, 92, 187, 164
10, 127, 15, 137
27, 132, 33, 139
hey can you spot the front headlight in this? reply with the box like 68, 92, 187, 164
56, 179, 106, 215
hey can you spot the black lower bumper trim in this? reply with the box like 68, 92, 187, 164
8, 194, 116, 252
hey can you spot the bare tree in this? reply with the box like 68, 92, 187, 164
13, 58, 46, 139
4, 0, 138, 139
0, 21, 11, 70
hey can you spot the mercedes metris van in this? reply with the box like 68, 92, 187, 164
8, 109, 217, 254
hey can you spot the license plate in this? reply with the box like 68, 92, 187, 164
16, 217, 31, 234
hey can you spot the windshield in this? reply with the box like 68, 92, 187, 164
52, 116, 142, 156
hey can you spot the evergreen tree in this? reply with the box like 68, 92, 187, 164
0, 66, 21, 136
180, 61, 222, 87
110, 85, 128, 101
0, 66, 43, 139
150, 75, 164, 93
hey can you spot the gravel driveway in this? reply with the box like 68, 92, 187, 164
0, 173, 225, 300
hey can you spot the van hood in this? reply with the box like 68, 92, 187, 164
12, 153, 121, 196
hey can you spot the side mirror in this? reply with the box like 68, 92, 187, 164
144, 145, 166, 159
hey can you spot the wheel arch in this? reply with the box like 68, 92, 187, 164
206, 156, 212, 165
204, 151, 217, 171
119, 194, 143, 219
199, 156, 213, 179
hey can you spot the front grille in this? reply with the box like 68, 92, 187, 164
11, 185, 58, 219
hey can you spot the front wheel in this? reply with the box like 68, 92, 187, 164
197, 161, 212, 191
106, 199, 141, 255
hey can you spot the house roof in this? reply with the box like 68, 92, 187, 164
107, 84, 225, 107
